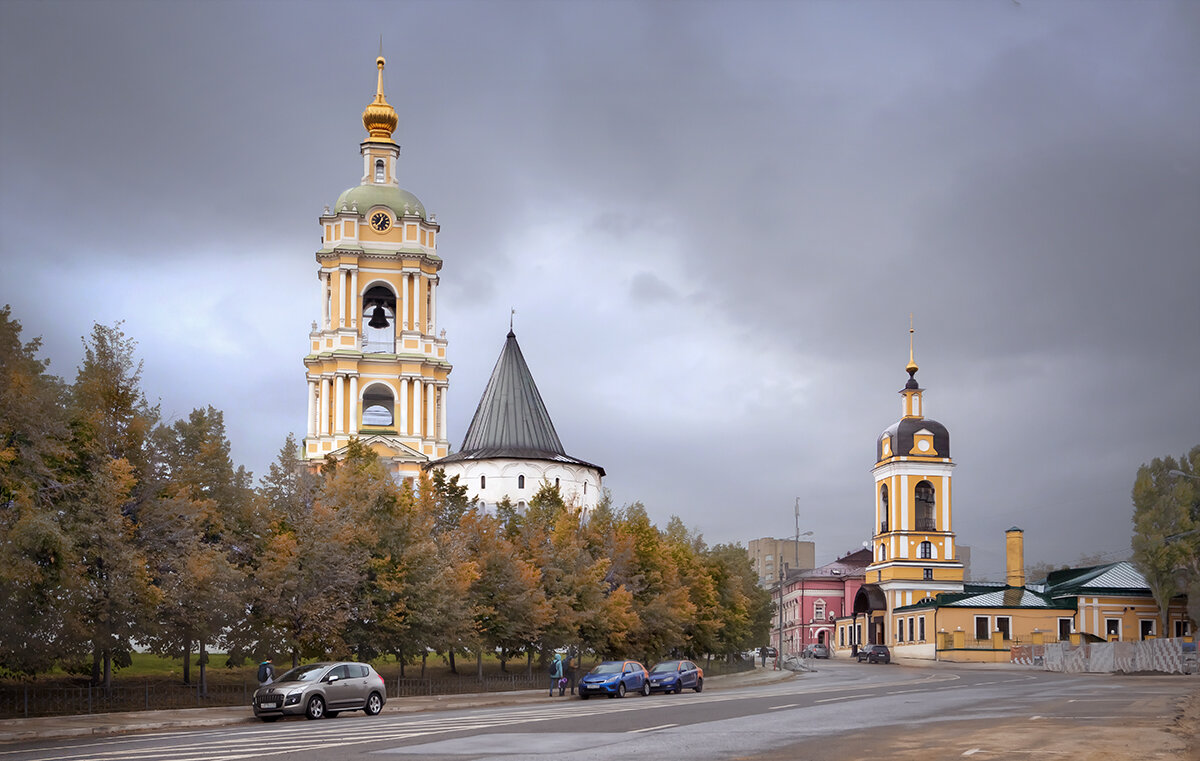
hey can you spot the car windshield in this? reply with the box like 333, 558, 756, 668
276, 664, 328, 683
650, 661, 680, 673
590, 662, 623, 674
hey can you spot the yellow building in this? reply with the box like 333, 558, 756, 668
849, 328, 965, 654
836, 331, 1190, 661
302, 56, 451, 479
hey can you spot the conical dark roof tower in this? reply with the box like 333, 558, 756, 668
435, 330, 604, 474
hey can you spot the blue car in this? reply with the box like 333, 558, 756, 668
578, 660, 650, 699
647, 659, 704, 694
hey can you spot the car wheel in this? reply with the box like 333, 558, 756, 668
616, 682, 626, 698
640, 680, 651, 697
694, 678, 703, 693
364, 692, 383, 716
305, 695, 325, 720
675, 682, 684, 695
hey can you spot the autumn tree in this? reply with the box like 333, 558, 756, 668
140, 406, 248, 693
0, 307, 82, 676
459, 506, 550, 676
65, 323, 161, 691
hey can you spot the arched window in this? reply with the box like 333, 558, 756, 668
919, 541, 932, 559
375, 159, 385, 182
915, 481, 935, 531
480, 475, 486, 489
361, 385, 395, 427
555, 477, 560, 488
518, 474, 525, 489
879, 544, 887, 561
362, 284, 397, 353
879, 484, 889, 533
814, 599, 826, 621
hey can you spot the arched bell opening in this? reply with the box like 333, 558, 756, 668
361, 384, 396, 428
915, 480, 936, 531
362, 284, 397, 353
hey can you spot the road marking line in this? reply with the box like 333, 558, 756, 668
628, 723, 678, 733
962, 750, 982, 757
768, 703, 799, 710
814, 694, 874, 703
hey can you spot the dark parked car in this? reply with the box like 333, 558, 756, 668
647, 660, 704, 694
578, 660, 650, 699
856, 644, 891, 664
252, 661, 387, 721
802, 644, 830, 659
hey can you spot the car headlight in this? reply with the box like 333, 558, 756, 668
285, 691, 302, 706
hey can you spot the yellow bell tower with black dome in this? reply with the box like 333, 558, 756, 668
860, 323, 964, 643
302, 55, 451, 479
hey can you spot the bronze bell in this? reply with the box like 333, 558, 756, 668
367, 304, 389, 329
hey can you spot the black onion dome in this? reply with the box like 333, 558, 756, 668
878, 417, 951, 461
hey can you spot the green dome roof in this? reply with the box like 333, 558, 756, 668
335, 184, 426, 220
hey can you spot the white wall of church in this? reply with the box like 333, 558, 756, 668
437, 458, 602, 512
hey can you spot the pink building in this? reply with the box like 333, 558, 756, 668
772, 549, 871, 655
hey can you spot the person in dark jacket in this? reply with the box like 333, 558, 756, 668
548, 653, 564, 697
257, 659, 275, 686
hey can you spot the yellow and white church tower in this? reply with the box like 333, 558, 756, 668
302, 55, 451, 478
855, 326, 964, 646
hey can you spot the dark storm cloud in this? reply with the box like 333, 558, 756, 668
2, 0, 1196, 579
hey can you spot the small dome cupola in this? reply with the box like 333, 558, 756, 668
362, 56, 398, 142
876, 319, 950, 462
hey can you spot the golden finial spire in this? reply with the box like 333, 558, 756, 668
362, 47, 398, 142
906, 314, 919, 376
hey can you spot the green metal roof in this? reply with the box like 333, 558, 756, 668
334, 184, 427, 220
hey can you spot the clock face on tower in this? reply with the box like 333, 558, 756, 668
370, 211, 391, 232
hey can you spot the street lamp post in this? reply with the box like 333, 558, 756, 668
778, 566, 785, 669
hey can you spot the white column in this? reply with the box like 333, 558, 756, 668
319, 377, 330, 436
411, 378, 422, 438
425, 381, 435, 439
338, 270, 347, 327
401, 272, 410, 330
348, 374, 359, 434
334, 374, 345, 434
399, 377, 409, 435
350, 270, 358, 329
438, 385, 447, 442
306, 379, 316, 437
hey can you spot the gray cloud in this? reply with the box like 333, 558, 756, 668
2, 0, 1197, 580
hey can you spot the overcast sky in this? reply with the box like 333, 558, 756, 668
2, 0, 1197, 580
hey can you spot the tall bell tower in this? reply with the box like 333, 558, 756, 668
302, 54, 451, 479
866, 324, 964, 629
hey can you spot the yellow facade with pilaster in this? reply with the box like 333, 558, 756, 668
302, 56, 451, 480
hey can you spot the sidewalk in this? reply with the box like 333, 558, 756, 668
0, 667, 794, 745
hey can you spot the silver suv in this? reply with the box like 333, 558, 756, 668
253, 661, 387, 721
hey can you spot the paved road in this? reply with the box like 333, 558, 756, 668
1, 662, 1194, 760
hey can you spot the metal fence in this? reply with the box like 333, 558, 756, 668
0, 681, 253, 719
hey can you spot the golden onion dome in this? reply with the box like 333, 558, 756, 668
362, 56, 398, 141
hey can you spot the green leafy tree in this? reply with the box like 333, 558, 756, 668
1131, 445, 1200, 634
